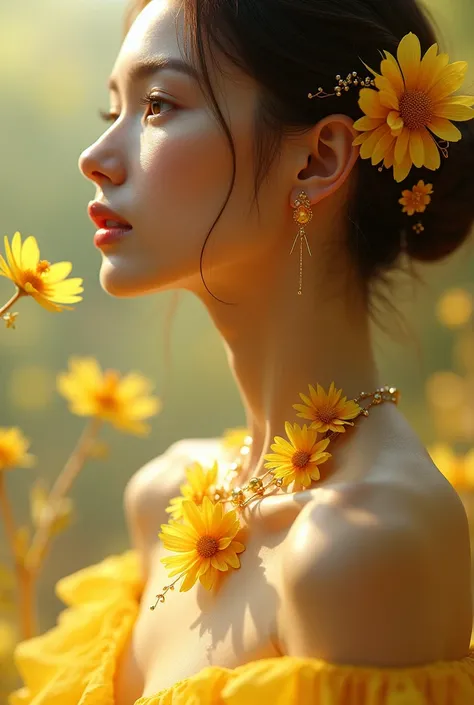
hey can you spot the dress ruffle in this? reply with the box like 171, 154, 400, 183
8, 549, 474, 705
9, 550, 144, 705
136, 650, 474, 704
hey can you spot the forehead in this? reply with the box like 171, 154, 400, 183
111, 0, 185, 80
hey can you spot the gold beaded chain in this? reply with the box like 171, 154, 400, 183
214, 385, 400, 512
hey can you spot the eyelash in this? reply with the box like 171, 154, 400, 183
98, 91, 174, 124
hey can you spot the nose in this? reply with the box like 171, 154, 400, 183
78, 142, 126, 188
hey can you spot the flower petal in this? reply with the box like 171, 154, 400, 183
358, 89, 389, 119
394, 128, 411, 165
359, 124, 391, 160
393, 149, 413, 183
409, 131, 425, 168
417, 43, 440, 91
397, 32, 421, 91
428, 117, 462, 142
420, 129, 441, 171
379, 89, 400, 111
433, 102, 474, 122
21, 237, 40, 270
353, 116, 386, 132
429, 62, 468, 103
42, 261, 73, 282
381, 51, 405, 96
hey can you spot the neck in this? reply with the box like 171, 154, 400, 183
193, 258, 383, 486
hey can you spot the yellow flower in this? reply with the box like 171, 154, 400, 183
293, 381, 361, 434
2, 312, 18, 329
428, 443, 474, 490
352, 32, 474, 182
0, 428, 35, 472
159, 496, 245, 592
30, 480, 74, 537
221, 427, 252, 451
166, 461, 219, 521
399, 180, 433, 216
263, 422, 331, 488
0, 232, 83, 312
56, 356, 161, 436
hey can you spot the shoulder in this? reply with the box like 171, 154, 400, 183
124, 437, 223, 542
277, 474, 469, 665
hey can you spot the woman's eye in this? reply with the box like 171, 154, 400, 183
98, 94, 174, 124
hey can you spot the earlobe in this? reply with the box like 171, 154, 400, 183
291, 115, 359, 208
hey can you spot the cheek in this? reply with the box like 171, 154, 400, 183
139, 114, 232, 242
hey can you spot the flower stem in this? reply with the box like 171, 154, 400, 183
0, 288, 24, 318
0, 472, 36, 638
25, 416, 103, 578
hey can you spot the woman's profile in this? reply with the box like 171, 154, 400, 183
9, 0, 474, 703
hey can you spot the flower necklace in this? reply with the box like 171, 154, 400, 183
150, 383, 399, 609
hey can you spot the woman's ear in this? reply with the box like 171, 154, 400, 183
290, 114, 359, 207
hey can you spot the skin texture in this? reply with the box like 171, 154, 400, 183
77, 1, 473, 701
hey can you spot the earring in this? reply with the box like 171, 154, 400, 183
290, 191, 313, 296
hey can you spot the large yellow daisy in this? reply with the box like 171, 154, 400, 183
0, 232, 83, 312
293, 381, 361, 434
166, 461, 219, 521
263, 422, 331, 488
160, 496, 245, 592
352, 32, 474, 182
56, 356, 161, 436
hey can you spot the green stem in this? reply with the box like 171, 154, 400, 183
0, 288, 24, 318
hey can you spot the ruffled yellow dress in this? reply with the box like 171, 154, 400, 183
9, 550, 474, 705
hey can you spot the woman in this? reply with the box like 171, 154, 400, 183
10, 0, 474, 703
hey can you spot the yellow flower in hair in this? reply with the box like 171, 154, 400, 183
293, 381, 361, 434
263, 422, 331, 488
160, 496, 245, 592
399, 180, 433, 216
352, 32, 474, 183
0, 232, 83, 312
166, 461, 219, 521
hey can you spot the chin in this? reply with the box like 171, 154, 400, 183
98, 255, 181, 297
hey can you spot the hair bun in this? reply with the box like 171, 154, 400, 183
404, 121, 474, 262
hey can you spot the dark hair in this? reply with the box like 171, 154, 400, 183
123, 0, 474, 324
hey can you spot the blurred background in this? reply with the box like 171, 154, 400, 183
0, 0, 473, 698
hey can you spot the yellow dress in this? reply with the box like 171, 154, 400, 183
8, 550, 474, 705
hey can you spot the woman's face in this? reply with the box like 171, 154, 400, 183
78, 0, 292, 299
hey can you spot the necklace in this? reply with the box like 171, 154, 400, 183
151, 383, 399, 609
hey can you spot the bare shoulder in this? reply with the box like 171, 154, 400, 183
277, 455, 472, 664
124, 436, 224, 546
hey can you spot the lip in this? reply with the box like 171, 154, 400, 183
93, 226, 134, 249
87, 201, 132, 230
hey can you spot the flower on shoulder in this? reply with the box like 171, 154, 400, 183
0, 428, 36, 472
56, 356, 161, 436
0, 232, 83, 312
352, 32, 474, 182
263, 422, 331, 488
293, 381, 361, 434
399, 180, 433, 216
159, 496, 245, 592
166, 460, 219, 521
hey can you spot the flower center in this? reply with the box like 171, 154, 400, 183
21, 270, 46, 293
196, 535, 219, 558
318, 406, 336, 424
399, 90, 433, 130
95, 371, 121, 410
292, 450, 310, 469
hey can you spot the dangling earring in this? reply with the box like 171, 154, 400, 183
290, 191, 313, 296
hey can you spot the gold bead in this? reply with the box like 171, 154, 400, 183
352, 71, 357, 77
336, 74, 341, 81
248, 477, 264, 495
275, 478, 283, 487
231, 488, 245, 505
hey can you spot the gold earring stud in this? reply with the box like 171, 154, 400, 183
290, 191, 313, 296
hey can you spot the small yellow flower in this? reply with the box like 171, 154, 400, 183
352, 32, 474, 182
2, 312, 18, 329
428, 443, 474, 490
56, 356, 161, 436
0, 232, 83, 312
0, 428, 35, 472
30, 480, 74, 537
221, 427, 252, 451
264, 422, 331, 488
399, 180, 433, 216
293, 381, 361, 434
166, 461, 219, 521
160, 496, 245, 592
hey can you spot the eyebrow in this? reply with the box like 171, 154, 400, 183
108, 57, 200, 92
